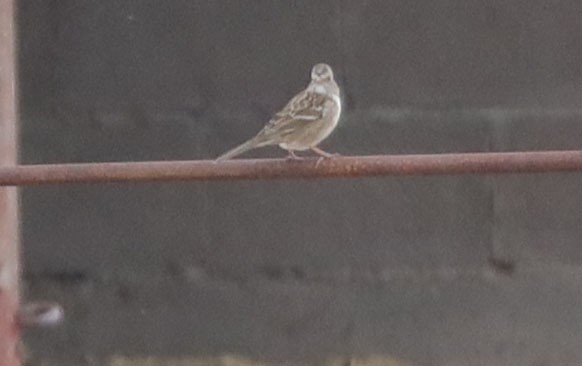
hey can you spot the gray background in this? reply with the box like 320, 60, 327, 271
18, 1, 582, 365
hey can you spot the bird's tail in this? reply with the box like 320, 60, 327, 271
216, 138, 261, 161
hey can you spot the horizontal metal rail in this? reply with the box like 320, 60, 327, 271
2, 150, 582, 186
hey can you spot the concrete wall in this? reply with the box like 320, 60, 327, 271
18, 1, 582, 365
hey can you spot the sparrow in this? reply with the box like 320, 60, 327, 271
216, 63, 341, 161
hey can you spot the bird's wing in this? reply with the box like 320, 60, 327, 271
258, 90, 327, 139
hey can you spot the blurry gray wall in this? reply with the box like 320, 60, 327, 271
18, 1, 582, 365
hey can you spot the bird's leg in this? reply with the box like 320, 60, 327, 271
311, 146, 339, 158
312, 146, 340, 167
286, 150, 301, 160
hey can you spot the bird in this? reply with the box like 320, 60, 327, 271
216, 63, 341, 161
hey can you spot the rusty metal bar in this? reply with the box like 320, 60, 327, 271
1, 150, 582, 186
0, 0, 20, 365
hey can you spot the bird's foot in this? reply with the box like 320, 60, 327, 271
315, 154, 341, 168
286, 151, 303, 160
311, 147, 340, 166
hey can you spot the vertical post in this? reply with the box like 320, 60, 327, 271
0, 0, 19, 365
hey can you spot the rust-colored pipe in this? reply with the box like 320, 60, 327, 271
0, 0, 20, 365
1, 150, 582, 186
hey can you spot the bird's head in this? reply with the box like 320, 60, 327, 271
311, 63, 334, 82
